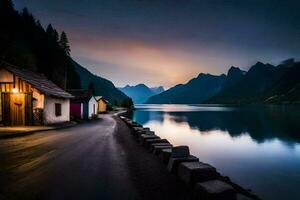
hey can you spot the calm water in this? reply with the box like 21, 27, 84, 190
132, 104, 300, 200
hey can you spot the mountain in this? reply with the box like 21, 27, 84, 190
222, 66, 246, 88
146, 73, 226, 104
71, 59, 129, 104
150, 86, 165, 94
119, 84, 164, 103
207, 62, 291, 104
264, 61, 300, 103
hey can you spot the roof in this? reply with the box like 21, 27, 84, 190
95, 96, 109, 103
68, 89, 95, 103
1, 61, 73, 98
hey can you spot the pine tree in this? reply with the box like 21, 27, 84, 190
45, 24, 59, 42
59, 31, 71, 55
0, 0, 14, 13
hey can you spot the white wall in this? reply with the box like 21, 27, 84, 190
43, 96, 70, 124
88, 97, 98, 118
32, 88, 44, 109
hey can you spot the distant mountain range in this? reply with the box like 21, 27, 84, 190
147, 59, 300, 104
119, 84, 165, 103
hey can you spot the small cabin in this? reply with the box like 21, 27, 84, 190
0, 62, 73, 126
69, 90, 98, 120
95, 96, 109, 113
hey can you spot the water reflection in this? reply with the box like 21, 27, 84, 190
134, 104, 300, 145
132, 104, 300, 200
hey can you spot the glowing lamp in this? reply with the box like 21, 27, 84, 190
12, 88, 19, 93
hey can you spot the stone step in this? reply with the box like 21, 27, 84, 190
153, 145, 173, 155
149, 143, 172, 152
171, 146, 190, 158
167, 155, 199, 173
139, 134, 160, 144
144, 138, 169, 149
177, 162, 219, 185
159, 148, 172, 164
135, 130, 155, 138
193, 180, 236, 200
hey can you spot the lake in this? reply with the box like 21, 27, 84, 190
131, 104, 300, 200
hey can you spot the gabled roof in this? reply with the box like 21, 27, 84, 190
1, 61, 73, 98
68, 89, 95, 103
95, 96, 109, 103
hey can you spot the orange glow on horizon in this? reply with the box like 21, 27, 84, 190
71, 35, 222, 87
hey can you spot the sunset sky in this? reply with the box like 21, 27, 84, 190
14, 0, 300, 88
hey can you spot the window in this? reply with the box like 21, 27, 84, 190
55, 103, 62, 116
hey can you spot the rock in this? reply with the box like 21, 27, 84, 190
144, 138, 169, 149
177, 162, 219, 185
167, 155, 199, 173
144, 130, 155, 135
193, 180, 236, 200
139, 134, 160, 144
149, 143, 172, 152
159, 149, 172, 164
171, 146, 190, 158
133, 127, 144, 131
143, 127, 150, 131
136, 130, 155, 138
153, 145, 173, 155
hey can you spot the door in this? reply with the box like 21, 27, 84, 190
10, 93, 25, 126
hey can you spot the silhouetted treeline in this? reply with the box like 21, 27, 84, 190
0, 0, 79, 89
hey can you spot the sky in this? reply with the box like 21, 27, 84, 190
14, 0, 300, 88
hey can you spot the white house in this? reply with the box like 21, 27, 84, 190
0, 62, 73, 126
69, 90, 98, 120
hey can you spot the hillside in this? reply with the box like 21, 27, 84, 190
71, 59, 129, 103
264, 62, 300, 103
207, 61, 296, 104
146, 73, 226, 104
0, 1, 130, 105
119, 84, 164, 103
147, 60, 300, 104
0, 1, 80, 89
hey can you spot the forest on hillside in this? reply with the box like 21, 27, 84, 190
0, 0, 133, 107
0, 0, 80, 89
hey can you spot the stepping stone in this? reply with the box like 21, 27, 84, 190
177, 162, 219, 185
143, 127, 150, 131
149, 143, 172, 152
159, 148, 172, 164
171, 146, 190, 158
144, 138, 169, 149
153, 145, 173, 155
167, 155, 199, 173
139, 134, 160, 144
136, 130, 154, 138
144, 130, 155, 135
193, 180, 236, 200
133, 127, 144, 131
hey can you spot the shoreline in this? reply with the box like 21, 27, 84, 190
118, 113, 261, 200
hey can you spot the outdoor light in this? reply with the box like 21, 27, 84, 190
12, 88, 18, 93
